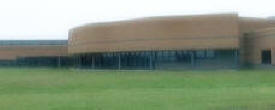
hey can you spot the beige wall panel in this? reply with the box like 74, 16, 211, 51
0, 45, 68, 60
239, 17, 275, 34
69, 14, 240, 54
70, 37, 239, 53
244, 28, 275, 65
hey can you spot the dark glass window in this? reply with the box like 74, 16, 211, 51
196, 51, 205, 58
206, 50, 215, 58
262, 50, 272, 64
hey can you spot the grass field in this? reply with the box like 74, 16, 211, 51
0, 68, 275, 110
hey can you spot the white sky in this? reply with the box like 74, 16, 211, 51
0, 0, 274, 40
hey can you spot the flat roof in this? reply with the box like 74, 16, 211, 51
0, 40, 67, 46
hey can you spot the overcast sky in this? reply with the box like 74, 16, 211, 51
0, 0, 274, 40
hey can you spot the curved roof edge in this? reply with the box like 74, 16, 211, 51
70, 13, 239, 31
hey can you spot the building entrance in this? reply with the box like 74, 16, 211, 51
262, 50, 272, 64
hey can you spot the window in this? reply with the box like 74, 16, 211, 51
196, 50, 215, 59
206, 50, 215, 58
196, 51, 205, 58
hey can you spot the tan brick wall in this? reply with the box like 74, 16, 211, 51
69, 14, 240, 54
68, 13, 275, 67
244, 28, 275, 65
0, 45, 68, 60
238, 18, 275, 65
239, 17, 275, 34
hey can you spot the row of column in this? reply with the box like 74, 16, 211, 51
74, 50, 239, 69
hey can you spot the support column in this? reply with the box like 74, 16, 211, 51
190, 51, 195, 68
234, 50, 239, 68
149, 51, 153, 70
118, 52, 121, 70
92, 54, 95, 69
154, 51, 158, 69
57, 56, 61, 68
78, 55, 81, 68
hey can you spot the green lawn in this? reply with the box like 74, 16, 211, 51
0, 68, 275, 110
